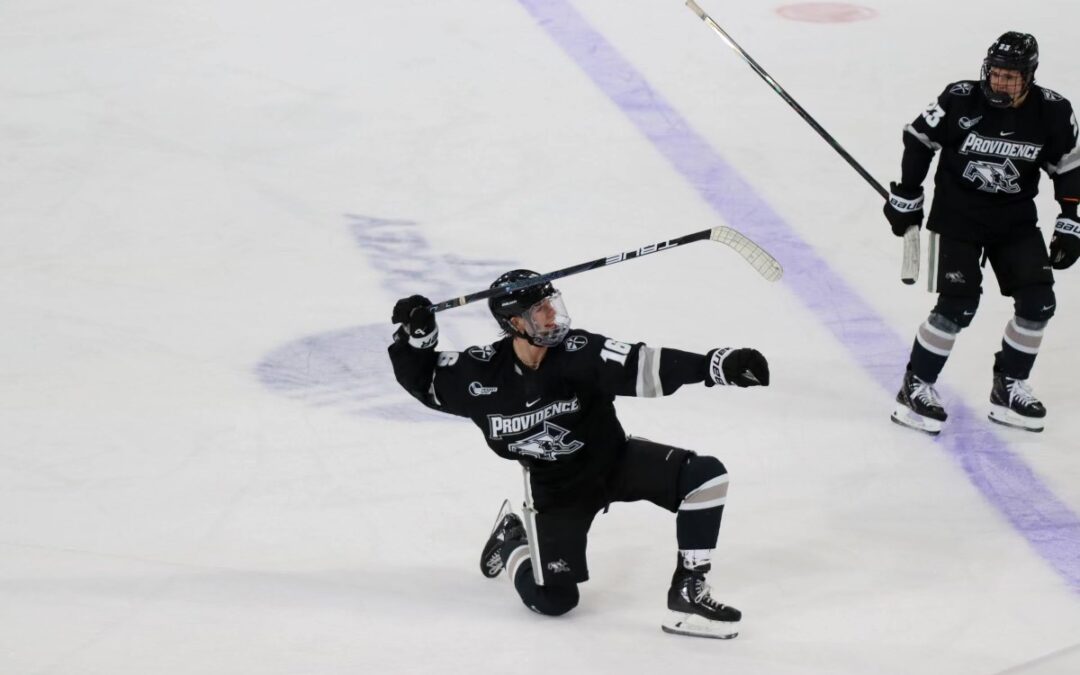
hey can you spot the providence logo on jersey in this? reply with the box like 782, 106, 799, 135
959, 132, 1042, 161
487, 398, 581, 439
962, 158, 1022, 193
507, 422, 584, 461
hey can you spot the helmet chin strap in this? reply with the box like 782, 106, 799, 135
517, 329, 547, 347
985, 90, 1014, 108
507, 318, 547, 347
514, 327, 571, 349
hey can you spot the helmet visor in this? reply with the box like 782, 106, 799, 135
519, 291, 570, 347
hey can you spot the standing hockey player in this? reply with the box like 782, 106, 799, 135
884, 32, 1080, 434
387, 270, 770, 639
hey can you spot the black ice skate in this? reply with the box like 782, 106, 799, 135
480, 499, 526, 579
988, 372, 1046, 432
890, 369, 947, 435
661, 562, 741, 640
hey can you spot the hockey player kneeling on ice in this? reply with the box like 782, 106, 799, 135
883, 32, 1080, 435
388, 270, 770, 639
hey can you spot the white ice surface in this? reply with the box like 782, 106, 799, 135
2, 1, 1080, 674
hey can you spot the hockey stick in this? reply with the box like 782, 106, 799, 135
684, 0, 919, 285
428, 226, 782, 313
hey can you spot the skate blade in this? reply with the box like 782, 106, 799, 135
661, 611, 738, 640
988, 405, 1044, 432
488, 499, 512, 531
480, 498, 513, 579
890, 404, 943, 435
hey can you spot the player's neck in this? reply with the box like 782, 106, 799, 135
512, 338, 547, 370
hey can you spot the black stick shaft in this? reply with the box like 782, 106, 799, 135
428, 229, 714, 312
686, 1, 887, 199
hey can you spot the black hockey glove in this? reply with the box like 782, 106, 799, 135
704, 348, 770, 387
883, 182, 924, 237
1050, 215, 1080, 270
391, 295, 438, 348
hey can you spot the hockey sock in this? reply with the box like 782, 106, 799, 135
994, 316, 1045, 379
908, 317, 958, 382
676, 472, 728, 551
677, 507, 724, 552
678, 549, 713, 571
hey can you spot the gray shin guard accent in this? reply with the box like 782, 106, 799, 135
505, 544, 531, 581
680, 474, 730, 511
1015, 316, 1048, 331
928, 312, 961, 333
1003, 317, 1046, 355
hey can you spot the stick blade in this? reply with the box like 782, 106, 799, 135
901, 226, 920, 285
709, 227, 783, 281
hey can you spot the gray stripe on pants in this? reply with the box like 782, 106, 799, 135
521, 467, 544, 586
927, 231, 939, 294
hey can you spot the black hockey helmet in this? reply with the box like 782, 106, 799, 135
488, 269, 571, 347
980, 32, 1038, 108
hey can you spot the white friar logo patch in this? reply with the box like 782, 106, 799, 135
962, 158, 1022, 194
507, 421, 584, 461
468, 345, 496, 362
563, 334, 588, 352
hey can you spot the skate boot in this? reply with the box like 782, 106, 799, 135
479, 499, 526, 579
661, 558, 740, 639
890, 369, 947, 435
988, 371, 1046, 432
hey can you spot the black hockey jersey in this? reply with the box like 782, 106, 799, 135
901, 81, 1080, 241
388, 329, 708, 504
